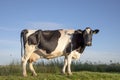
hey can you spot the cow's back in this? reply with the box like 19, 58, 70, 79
38, 30, 61, 53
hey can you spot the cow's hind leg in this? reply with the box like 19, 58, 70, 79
29, 62, 37, 76
22, 59, 28, 77
22, 44, 36, 77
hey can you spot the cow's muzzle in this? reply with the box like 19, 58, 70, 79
86, 42, 92, 46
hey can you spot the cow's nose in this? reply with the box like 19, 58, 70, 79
87, 42, 92, 46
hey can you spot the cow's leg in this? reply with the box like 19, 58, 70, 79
29, 62, 37, 76
62, 56, 67, 74
67, 55, 72, 75
22, 59, 28, 77
22, 44, 35, 77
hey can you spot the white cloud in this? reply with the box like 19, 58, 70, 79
26, 22, 68, 30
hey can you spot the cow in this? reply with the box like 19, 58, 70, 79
20, 27, 99, 77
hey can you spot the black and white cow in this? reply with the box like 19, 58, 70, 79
20, 27, 99, 77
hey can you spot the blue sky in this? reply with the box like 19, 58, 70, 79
0, 0, 120, 65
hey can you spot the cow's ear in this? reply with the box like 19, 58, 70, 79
36, 30, 42, 43
93, 29, 99, 34
77, 29, 83, 34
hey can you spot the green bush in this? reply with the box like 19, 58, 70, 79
0, 61, 22, 76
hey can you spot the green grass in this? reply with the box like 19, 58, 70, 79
0, 60, 120, 80
0, 71, 120, 80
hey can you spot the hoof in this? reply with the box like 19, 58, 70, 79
23, 74, 27, 77
61, 71, 66, 75
32, 73, 37, 76
67, 72, 72, 75
23, 72, 28, 77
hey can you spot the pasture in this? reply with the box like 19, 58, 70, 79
0, 60, 120, 80
0, 71, 120, 80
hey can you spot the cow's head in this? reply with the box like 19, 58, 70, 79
77, 27, 99, 46
83, 27, 99, 46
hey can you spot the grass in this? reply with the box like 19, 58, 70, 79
0, 60, 120, 80
0, 71, 120, 80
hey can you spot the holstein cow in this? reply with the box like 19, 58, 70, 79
20, 27, 99, 77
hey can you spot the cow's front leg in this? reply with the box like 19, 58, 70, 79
62, 56, 67, 74
67, 55, 72, 75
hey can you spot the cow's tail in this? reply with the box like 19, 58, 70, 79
20, 29, 28, 62
20, 31, 23, 58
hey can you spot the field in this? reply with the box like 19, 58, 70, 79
0, 60, 120, 80
0, 71, 120, 80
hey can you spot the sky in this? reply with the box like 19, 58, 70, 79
0, 0, 120, 65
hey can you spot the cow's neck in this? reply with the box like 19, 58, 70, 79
75, 45, 86, 53
71, 32, 86, 53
